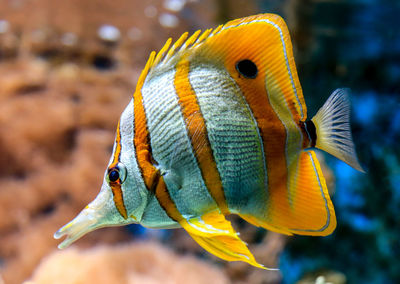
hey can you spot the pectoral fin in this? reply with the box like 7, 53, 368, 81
180, 210, 270, 269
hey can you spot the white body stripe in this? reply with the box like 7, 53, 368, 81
141, 67, 217, 217
119, 100, 174, 226
188, 63, 268, 217
118, 100, 149, 222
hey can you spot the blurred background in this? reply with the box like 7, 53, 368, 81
0, 0, 399, 283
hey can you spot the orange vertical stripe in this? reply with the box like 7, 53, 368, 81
110, 120, 122, 165
154, 175, 184, 222
196, 19, 295, 224
231, 64, 290, 221
132, 53, 184, 222
133, 87, 184, 221
109, 182, 128, 219
108, 120, 128, 219
133, 87, 159, 191
174, 58, 229, 215
219, 14, 307, 121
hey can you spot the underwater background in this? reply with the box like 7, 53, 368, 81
0, 0, 399, 283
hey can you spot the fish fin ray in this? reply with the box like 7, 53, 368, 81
153, 38, 172, 67
148, 28, 213, 73
134, 51, 156, 95
180, 211, 270, 269
312, 88, 364, 172
164, 32, 189, 62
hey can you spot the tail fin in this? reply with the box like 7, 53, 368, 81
311, 88, 364, 172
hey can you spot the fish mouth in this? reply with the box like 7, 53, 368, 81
54, 184, 123, 249
54, 205, 105, 249
54, 183, 140, 249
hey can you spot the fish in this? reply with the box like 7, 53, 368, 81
54, 13, 364, 269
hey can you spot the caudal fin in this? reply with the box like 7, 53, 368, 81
311, 88, 364, 172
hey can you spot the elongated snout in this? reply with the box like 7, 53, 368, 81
54, 184, 135, 249
54, 204, 103, 249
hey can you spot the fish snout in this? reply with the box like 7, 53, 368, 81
54, 205, 102, 249
54, 184, 135, 249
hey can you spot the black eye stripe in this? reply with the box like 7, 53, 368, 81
236, 59, 258, 79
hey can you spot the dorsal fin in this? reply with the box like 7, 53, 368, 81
192, 13, 307, 122
136, 13, 308, 123
136, 29, 207, 79
134, 50, 156, 94
164, 32, 189, 62
137, 16, 260, 78
153, 38, 172, 67
134, 24, 225, 88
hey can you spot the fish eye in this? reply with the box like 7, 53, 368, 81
236, 59, 258, 79
107, 162, 127, 184
108, 169, 120, 182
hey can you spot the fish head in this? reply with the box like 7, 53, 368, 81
54, 100, 151, 248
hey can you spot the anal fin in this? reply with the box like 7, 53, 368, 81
180, 210, 271, 269
240, 150, 336, 236
285, 150, 337, 235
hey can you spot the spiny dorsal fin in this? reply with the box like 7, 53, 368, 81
152, 38, 172, 67
134, 24, 225, 90
134, 50, 156, 94
164, 32, 189, 62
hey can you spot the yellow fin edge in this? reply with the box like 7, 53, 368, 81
180, 211, 275, 269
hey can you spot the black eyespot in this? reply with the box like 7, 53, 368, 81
236, 59, 258, 79
108, 169, 120, 182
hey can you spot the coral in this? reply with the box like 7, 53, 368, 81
24, 242, 229, 284
0, 60, 139, 283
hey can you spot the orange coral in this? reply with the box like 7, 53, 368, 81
25, 242, 229, 284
